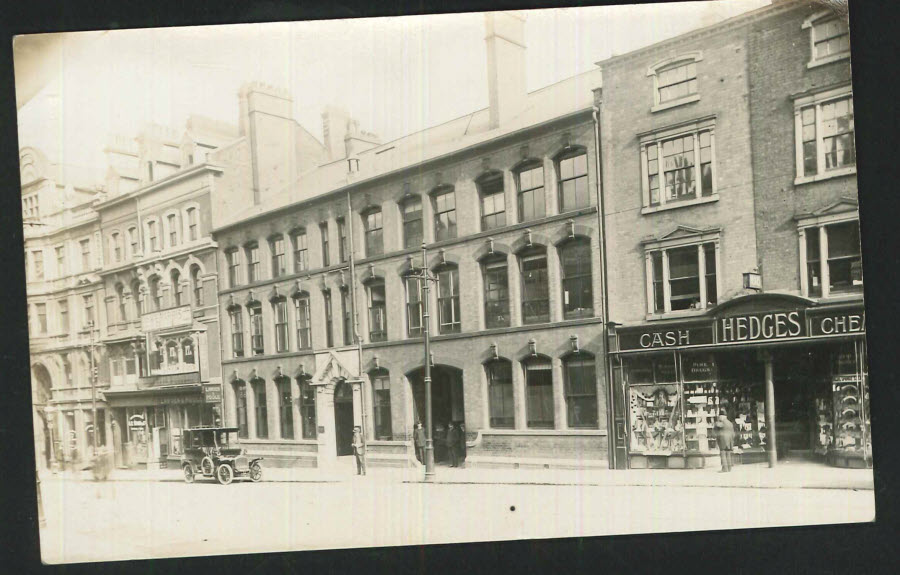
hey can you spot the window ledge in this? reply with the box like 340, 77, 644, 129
651, 93, 700, 113
480, 428, 607, 437
807, 52, 851, 69
646, 309, 709, 321
794, 166, 856, 186
641, 194, 719, 215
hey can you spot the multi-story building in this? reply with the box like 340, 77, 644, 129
599, 0, 866, 470
210, 13, 611, 469
22, 147, 109, 471
93, 117, 237, 468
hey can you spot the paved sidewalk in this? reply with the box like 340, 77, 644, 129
43, 458, 874, 490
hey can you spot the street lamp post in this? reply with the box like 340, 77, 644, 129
88, 320, 98, 454
408, 243, 437, 481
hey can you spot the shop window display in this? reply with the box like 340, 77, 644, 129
830, 342, 870, 458
626, 354, 682, 453
681, 353, 721, 453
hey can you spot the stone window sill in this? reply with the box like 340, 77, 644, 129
646, 308, 708, 321
807, 52, 850, 69
641, 194, 719, 215
651, 93, 701, 113
794, 166, 856, 186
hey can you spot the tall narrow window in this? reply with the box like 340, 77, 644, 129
131, 280, 143, 317
111, 233, 122, 263
292, 229, 308, 272
190, 265, 203, 306
226, 248, 241, 287
229, 307, 244, 357
235, 383, 248, 438
806, 229, 822, 298
486, 359, 514, 428
436, 266, 461, 334
364, 209, 383, 257
80, 239, 92, 272
432, 188, 457, 241
249, 305, 264, 355
320, 222, 330, 267
483, 259, 510, 329
341, 288, 353, 346
147, 221, 159, 252
299, 377, 317, 439
182, 338, 195, 365
560, 239, 594, 319
294, 295, 312, 350
371, 370, 392, 440
517, 163, 545, 222
367, 281, 387, 342
128, 227, 139, 258
278, 377, 293, 440
564, 354, 597, 428
337, 217, 348, 263
323, 290, 334, 348
171, 270, 182, 307
246, 243, 260, 283
668, 245, 701, 311
36, 303, 47, 334
82, 294, 95, 329
273, 299, 289, 353
405, 276, 423, 337
253, 379, 268, 439
826, 221, 863, 294
167, 213, 178, 247
187, 208, 199, 241
55, 246, 66, 277
270, 235, 285, 278
148, 276, 162, 311
58, 299, 69, 335
520, 249, 550, 324
557, 151, 589, 212
33, 250, 44, 280
525, 357, 554, 429
401, 196, 423, 249
478, 172, 506, 231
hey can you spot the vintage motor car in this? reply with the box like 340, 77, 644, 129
181, 427, 263, 485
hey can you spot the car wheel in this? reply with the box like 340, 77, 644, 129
216, 463, 234, 485
183, 464, 195, 484
249, 461, 263, 483
201, 456, 214, 476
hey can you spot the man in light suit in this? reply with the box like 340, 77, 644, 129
715, 409, 735, 472
352, 426, 366, 476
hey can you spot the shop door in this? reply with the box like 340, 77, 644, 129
409, 366, 464, 464
334, 381, 354, 456
772, 351, 824, 458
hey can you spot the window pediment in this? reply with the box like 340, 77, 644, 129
642, 225, 720, 250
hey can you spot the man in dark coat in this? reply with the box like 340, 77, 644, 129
445, 423, 460, 468
414, 422, 426, 464
715, 410, 735, 472
352, 426, 366, 476
457, 422, 467, 467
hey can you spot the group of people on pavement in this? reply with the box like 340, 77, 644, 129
413, 421, 466, 467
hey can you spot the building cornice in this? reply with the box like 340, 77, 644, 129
94, 163, 222, 211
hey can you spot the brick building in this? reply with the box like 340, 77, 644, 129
211, 13, 611, 469
599, 0, 866, 470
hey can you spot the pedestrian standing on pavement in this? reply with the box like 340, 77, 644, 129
457, 422, 467, 467
414, 422, 426, 464
445, 423, 460, 468
352, 426, 367, 476
715, 409, 735, 472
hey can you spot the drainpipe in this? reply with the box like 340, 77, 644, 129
592, 104, 616, 469
346, 190, 367, 444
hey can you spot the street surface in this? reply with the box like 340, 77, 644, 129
38, 472, 875, 564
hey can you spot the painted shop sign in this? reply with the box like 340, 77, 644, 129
717, 311, 805, 343
128, 414, 146, 430
809, 311, 865, 337
618, 325, 714, 351
203, 384, 222, 404
141, 305, 192, 333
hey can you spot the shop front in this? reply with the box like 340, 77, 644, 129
609, 294, 870, 470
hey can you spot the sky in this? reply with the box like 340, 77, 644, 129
15, 0, 771, 180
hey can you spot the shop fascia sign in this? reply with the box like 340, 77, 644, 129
141, 305, 192, 333
203, 383, 222, 404
128, 414, 145, 430
618, 308, 865, 351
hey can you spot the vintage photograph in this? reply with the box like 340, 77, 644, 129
14, 0, 874, 565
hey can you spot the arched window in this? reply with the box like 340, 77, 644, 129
182, 338, 195, 365
516, 161, 546, 223
404, 274, 423, 337
186, 207, 200, 241
245, 242, 260, 283
364, 208, 383, 257
127, 227, 139, 258
292, 228, 308, 272
276, 376, 293, 439
270, 234, 285, 278
477, 171, 506, 231
131, 280, 143, 316
148, 276, 162, 311
485, 359, 514, 428
371, 369, 392, 440
147, 219, 160, 252
190, 265, 203, 306
111, 232, 123, 263
171, 269, 182, 307
165, 340, 179, 367
228, 306, 244, 358
563, 353, 597, 428
560, 238, 594, 319
367, 280, 387, 342
251, 377, 268, 439
293, 294, 312, 350
248, 304, 264, 355
234, 381, 248, 438
401, 195, 423, 249
272, 297, 289, 353
520, 246, 549, 325
524, 355, 554, 429
166, 213, 179, 248
557, 149, 589, 212
436, 264, 460, 334
482, 256, 510, 329
432, 186, 457, 241
298, 376, 317, 439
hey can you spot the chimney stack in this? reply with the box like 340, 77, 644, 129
485, 12, 527, 130
238, 82, 297, 205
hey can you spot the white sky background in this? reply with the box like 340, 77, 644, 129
15, 0, 770, 178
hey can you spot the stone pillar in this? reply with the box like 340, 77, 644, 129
316, 384, 337, 468
513, 358, 527, 430
764, 353, 777, 468
552, 358, 566, 430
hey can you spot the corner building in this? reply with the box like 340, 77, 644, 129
599, 1, 868, 470
212, 14, 611, 469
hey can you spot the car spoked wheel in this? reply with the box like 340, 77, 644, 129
249, 461, 263, 482
201, 456, 214, 476
216, 463, 234, 485
183, 464, 195, 484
